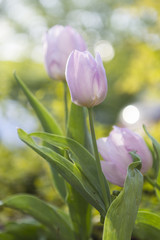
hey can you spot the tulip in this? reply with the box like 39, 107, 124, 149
97, 126, 153, 187
44, 25, 86, 81
65, 50, 108, 107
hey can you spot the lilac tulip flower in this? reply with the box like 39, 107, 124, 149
97, 126, 153, 187
44, 25, 86, 81
65, 50, 108, 107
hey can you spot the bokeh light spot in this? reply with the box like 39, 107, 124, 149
122, 105, 140, 124
94, 40, 115, 62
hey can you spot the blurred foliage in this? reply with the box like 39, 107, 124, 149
0, 0, 160, 238
0, 144, 64, 224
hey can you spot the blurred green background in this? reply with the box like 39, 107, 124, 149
0, 0, 160, 237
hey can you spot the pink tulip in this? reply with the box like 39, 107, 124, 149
97, 126, 153, 187
65, 50, 107, 107
44, 25, 86, 80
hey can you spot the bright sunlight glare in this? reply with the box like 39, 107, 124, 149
122, 105, 140, 124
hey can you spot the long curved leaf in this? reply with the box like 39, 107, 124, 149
17, 129, 106, 217
14, 73, 62, 135
14, 73, 66, 200
29, 132, 104, 202
1, 194, 74, 240
143, 125, 160, 199
67, 103, 93, 153
133, 210, 160, 240
143, 125, 160, 176
0, 222, 53, 240
103, 160, 143, 240
136, 210, 160, 230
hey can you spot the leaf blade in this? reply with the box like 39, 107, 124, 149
30, 131, 104, 202
136, 210, 160, 230
143, 125, 160, 198
15, 73, 66, 200
1, 194, 74, 240
17, 129, 106, 217
103, 160, 143, 240
66, 103, 92, 240
14, 73, 62, 135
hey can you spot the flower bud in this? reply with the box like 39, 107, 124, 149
97, 126, 153, 187
65, 50, 108, 107
44, 25, 86, 81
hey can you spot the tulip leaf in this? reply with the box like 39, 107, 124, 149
133, 210, 160, 240
0, 222, 53, 240
66, 103, 92, 240
67, 103, 93, 153
14, 73, 62, 135
136, 210, 160, 230
66, 184, 92, 240
67, 103, 85, 145
29, 132, 105, 203
17, 129, 106, 217
143, 125, 160, 198
1, 194, 74, 240
103, 159, 143, 240
14, 73, 66, 201
143, 125, 160, 176
129, 151, 142, 170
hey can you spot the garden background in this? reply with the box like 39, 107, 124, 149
0, 0, 160, 238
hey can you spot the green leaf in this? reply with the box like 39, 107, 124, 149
133, 224, 160, 240
29, 132, 104, 203
133, 210, 160, 240
1, 194, 74, 240
14, 73, 66, 201
66, 184, 92, 240
66, 103, 92, 240
129, 151, 142, 170
143, 125, 160, 160
1, 222, 51, 240
67, 103, 85, 145
103, 159, 143, 240
143, 125, 160, 198
49, 166, 66, 200
17, 129, 106, 217
136, 210, 160, 230
14, 73, 62, 135
67, 103, 93, 153
143, 125, 160, 177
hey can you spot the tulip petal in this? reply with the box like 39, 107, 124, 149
44, 25, 87, 80
97, 126, 153, 187
121, 127, 153, 173
97, 135, 132, 178
101, 161, 125, 187
66, 50, 108, 107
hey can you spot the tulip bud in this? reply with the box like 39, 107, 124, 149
97, 126, 153, 187
44, 25, 86, 81
65, 50, 108, 107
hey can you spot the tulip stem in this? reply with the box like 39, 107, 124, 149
88, 107, 110, 210
63, 81, 68, 129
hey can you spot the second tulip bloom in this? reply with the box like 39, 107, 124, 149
97, 126, 153, 187
44, 25, 86, 80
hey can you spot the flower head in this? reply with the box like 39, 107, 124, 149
65, 50, 107, 107
44, 25, 86, 81
97, 126, 153, 186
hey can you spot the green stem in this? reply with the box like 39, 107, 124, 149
63, 81, 68, 129
88, 107, 110, 210
145, 176, 160, 191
